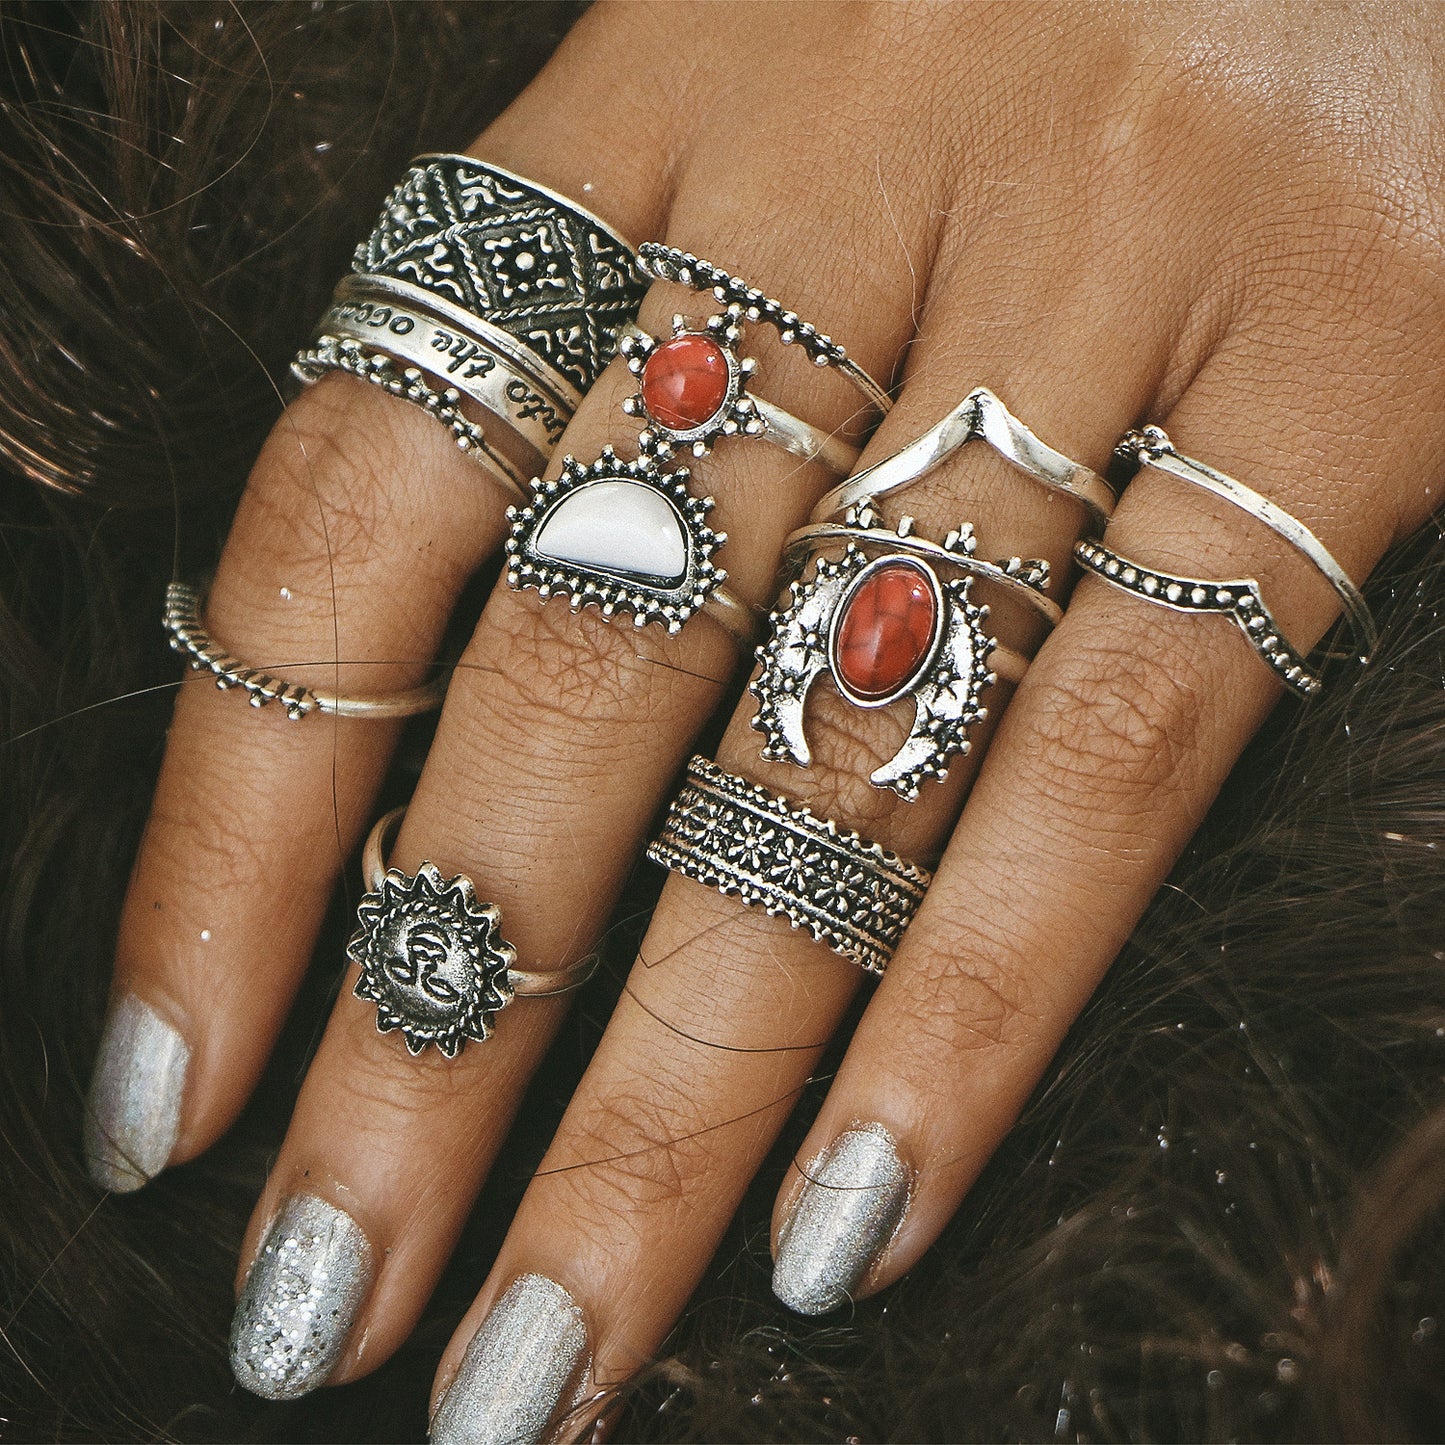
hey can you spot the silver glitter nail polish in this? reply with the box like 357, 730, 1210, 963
430, 1273, 589, 1445
82, 993, 190, 1193
230, 1194, 374, 1401
772, 1124, 912, 1316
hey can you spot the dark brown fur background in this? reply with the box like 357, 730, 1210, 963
1, 3, 1443, 1440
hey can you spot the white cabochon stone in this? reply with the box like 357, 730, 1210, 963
534, 479, 688, 584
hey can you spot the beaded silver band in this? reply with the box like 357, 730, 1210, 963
647, 756, 932, 974
292, 334, 530, 499
1074, 540, 1322, 698
814, 387, 1116, 532
1116, 425, 1375, 665
636, 243, 894, 417
164, 581, 447, 720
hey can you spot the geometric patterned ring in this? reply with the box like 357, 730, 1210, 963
647, 756, 932, 974
353, 154, 647, 397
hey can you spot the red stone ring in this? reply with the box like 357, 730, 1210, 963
619, 312, 861, 475
750, 503, 1055, 801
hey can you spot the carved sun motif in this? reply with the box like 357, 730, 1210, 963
349, 863, 516, 1057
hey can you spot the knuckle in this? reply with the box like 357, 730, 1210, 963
1019, 624, 1207, 813
900, 929, 1044, 1058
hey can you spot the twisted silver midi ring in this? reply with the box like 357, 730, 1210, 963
352, 807, 599, 1058
164, 581, 447, 721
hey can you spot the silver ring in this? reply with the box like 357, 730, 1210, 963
353, 154, 646, 397
647, 757, 931, 974
292, 334, 530, 500
316, 290, 572, 474
504, 448, 761, 644
353, 807, 598, 1057
164, 581, 446, 720
1116, 426, 1375, 666
814, 387, 1116, 531
636, 243, 893, 417
1074, 539, 1322, 698
619, 316, 859, 475
755, 503, 1048, 800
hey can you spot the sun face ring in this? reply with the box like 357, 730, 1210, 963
349, 808, 598, 1058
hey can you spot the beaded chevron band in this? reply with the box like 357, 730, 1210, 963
164, 582, 447, 720
647, 756, 932, 974
1073, 540, 1322, 698
636, 244, 894, 417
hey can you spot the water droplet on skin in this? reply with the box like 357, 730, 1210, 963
280, 586, 292, 600
200, 929, 211, 942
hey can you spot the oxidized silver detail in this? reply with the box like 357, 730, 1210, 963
753, 506, 1050, 800
164, 580, 445, 720
349, 859, 517, 1057
505, 449, 726, 634
354, 155, 646, 395
647, 756, 931, 974
636, 243, 893, 416
1075, 538, 1323, 697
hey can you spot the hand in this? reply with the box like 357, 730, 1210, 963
83, 1, 1445, 1439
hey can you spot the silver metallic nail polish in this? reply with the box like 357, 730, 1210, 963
230, 1194, 374, 1401
772, 1124, 912, 1316
430, 1273, 589, 1445
83, 993, 190, 1192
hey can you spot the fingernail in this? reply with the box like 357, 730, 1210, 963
82, 993, 190, 1192
772, 1124, 912, 1316
430, 1273, 589, 1445
230, 1194, 374, 1401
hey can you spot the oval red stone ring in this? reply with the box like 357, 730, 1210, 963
620, 317, 861, 475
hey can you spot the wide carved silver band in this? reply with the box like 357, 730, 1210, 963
647, 756, 932, 974
164, 581, 446, 720
354, 154, 646, 398
1117, 425, 1376, 666
814, 387, 1116, 531
352, 807, 598, 1058
1074, 539, 1322, 698
636, 243, 894, 418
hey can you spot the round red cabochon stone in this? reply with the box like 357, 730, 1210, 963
833, 560, 939, 701
640, 333, 730, 431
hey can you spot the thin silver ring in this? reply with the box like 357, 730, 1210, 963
164, 581, 446, 721
814, 387, 1116, 529
1117, 426, 1375, 666
363, 807, 599, 998
1074, 539, 1322, 698
619, 322, 859, 475
635, 243, 893, 417
292, 335, 530, 499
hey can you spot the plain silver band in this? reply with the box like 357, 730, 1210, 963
318, 300, 563, 473
1119, 427, 1375, 666
702, 585, 764, 647
814, 387, 1116, 530
363, 806, 599, 996
337, 272, 584, 411
784, 521, 1064, 631
164, 581, 446, 720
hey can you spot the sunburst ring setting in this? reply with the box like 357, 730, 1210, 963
349, 858, 516, 1058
